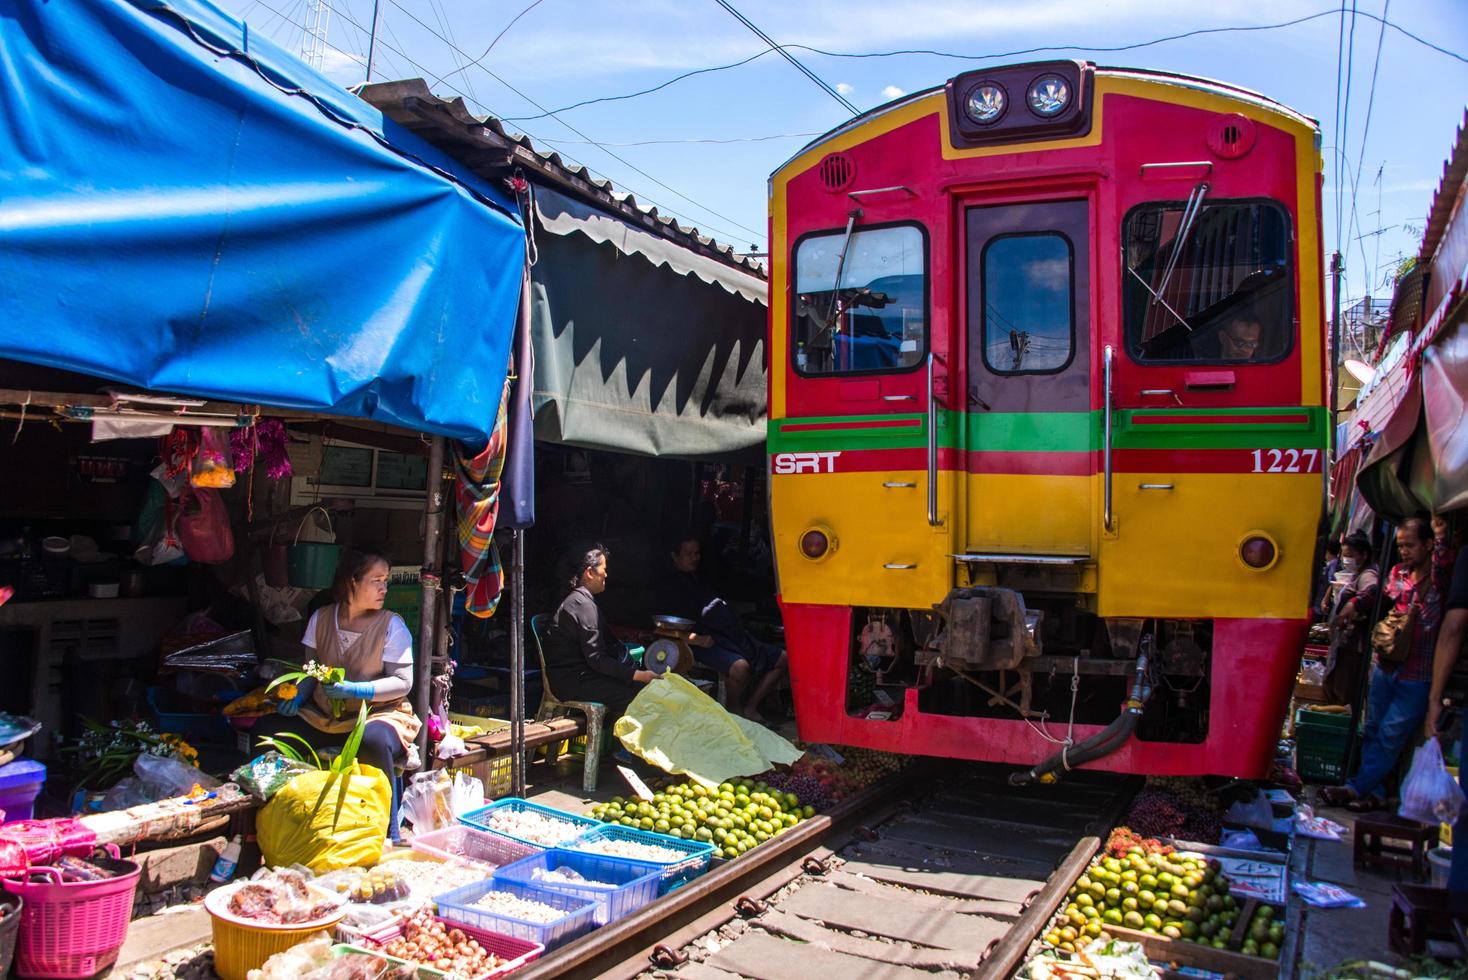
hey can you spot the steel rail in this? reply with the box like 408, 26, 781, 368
975, 776, 1139, 978
510, 773, 914, 980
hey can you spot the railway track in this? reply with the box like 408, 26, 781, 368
517, 765, 1138, 980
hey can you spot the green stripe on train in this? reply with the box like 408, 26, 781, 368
768, 407, 1328, 454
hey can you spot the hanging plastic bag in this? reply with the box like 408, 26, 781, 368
176, 486, 235, 564
256, 764, 391, 872
191, 427, 236, 488
1398, 738, 1466, 824
400, 770, 454, 832
451, 772, 484, 817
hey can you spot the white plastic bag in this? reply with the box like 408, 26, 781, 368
1224, 792, 1274, 829
451, 771, 484, 817
400, 770, 454, 831
1398, 739, 1466, 824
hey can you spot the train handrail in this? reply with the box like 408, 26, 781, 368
927, 351, 940, 527
1103, 345, 1114, 532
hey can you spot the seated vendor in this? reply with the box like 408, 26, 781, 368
660, 532, 788, 722
542, 543, 656, 719
258, 547, 421, 837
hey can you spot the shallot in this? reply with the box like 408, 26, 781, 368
372, 909, 505, 980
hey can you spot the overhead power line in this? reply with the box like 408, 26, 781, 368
510, 6, 1465, 123
710, 0, 859, 116
374, 0, 768, 243
427, 0, 548, 90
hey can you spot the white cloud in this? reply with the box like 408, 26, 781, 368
317, 48, 365, 86
880, 85, 905, 99
1025, 257, 1070, 291
835, 82, 855, 95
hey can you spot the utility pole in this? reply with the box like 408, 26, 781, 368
301, 0, 332, 71
365, 0, 382, 84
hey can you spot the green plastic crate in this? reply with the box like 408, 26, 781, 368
1295, 706, 1351, 731
1296, 719, 1350, 784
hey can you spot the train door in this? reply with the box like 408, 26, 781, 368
962, 199, 1094, 557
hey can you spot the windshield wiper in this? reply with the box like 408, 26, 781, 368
808, 208, 864, 353
1150, 181, 1209, 309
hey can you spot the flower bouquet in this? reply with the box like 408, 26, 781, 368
60, 720, 201, 792
268, 659, 349, 718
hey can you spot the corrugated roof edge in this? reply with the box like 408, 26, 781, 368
356, 78, 767, 281
1419, 107, 1468, 263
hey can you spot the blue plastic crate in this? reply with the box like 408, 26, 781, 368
146, 686, 231, 739
493, 848, 661, 926
567, 825, 714, 894
458, 798, 602, 848
435, 879, 597, 950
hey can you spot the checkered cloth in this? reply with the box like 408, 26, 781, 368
455, 385, 510, 618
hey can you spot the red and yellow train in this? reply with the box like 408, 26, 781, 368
767, 62, 1326, 780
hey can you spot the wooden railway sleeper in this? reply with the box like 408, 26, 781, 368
649, 944, 689, 969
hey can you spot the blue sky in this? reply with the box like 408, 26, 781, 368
221, 0, 1467, 318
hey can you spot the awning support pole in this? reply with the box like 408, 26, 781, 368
510, 529, 527, 797
1329, 250, 1343, 468
415, 435, 446, 760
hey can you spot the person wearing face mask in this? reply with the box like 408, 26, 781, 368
1321, 532, 1379, 706
1323, 517, 1456, 811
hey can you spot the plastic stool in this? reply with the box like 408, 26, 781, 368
1356, 813, 1439, 882
1389, 884, 1463, 955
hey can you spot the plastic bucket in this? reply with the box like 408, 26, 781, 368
287, 508, 340, 590
1429, 846, 1452, 889
261, 522, 290, 588
205, 885, 344, 980
0, 893, 21, 979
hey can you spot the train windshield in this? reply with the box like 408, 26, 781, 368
792, 224, 927, 375
1122, 199, 1293, 363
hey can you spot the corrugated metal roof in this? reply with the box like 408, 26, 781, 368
357, 78, 767, 281
1419, 107, 1468, 263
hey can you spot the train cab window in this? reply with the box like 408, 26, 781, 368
1123, 199, 1293, 363
792, 224, 927, 375
980, 232, 1074, 374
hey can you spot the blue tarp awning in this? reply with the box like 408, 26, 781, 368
0, 0, 525, 444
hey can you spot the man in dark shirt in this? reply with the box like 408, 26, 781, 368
659, 533, 787, 722
1427, 545, 1468, 896
541, 544, 654, 718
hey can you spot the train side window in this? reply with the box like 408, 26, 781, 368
792, 223, 927, 375
1122, 199, 1293, 363
980, 232, 1075, 374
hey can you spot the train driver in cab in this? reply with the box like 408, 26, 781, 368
1218, 314, 1265, 361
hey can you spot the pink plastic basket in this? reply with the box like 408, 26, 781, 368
359, 916, 543, 979
410, 826, 538, 869
1, 856, 141, 979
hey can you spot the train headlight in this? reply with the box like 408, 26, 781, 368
1237, 531, 1279, 571
1026, 73, 1071, 117
800, 527, 835, 561
965, 83, 1007, 125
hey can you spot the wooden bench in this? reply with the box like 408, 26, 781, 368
431, 716, 589, 789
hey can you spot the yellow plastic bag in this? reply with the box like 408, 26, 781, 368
614, 674, 802, 787
256, 763, 390, 872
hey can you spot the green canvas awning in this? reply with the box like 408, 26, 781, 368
528, 187, 768, 459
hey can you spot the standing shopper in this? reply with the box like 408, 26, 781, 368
1321, 532, 1380, 706
1323, 518, 1454, 811
1426, 545, 1468, 894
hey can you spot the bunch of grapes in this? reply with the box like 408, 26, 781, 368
761, 771, 835, 811
1124, 789, 1189, 839
1141, 779, 1225, 844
